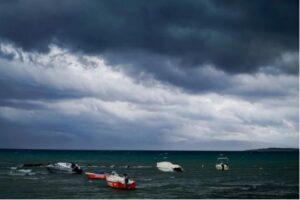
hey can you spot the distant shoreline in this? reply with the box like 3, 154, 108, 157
244, 147, 299, 152
0, 147, 298, 152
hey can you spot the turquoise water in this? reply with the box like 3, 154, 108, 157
0, 150, 298, 198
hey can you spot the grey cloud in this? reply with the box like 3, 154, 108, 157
0, 0, 298, 150
0, 101, 169, 149
0, 0, 298, 84
0, 99, 295, 150
0, 46, 297, 104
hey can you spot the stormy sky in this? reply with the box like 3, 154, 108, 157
0, 0, 298, 150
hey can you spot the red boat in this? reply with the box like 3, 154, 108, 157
85, 172, 107, 180
106, 171, 136, 190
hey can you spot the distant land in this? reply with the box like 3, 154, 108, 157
0, 147, 299, 151
245, 147, 299, 152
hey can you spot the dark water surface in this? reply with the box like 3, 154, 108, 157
0, 150, 298, 199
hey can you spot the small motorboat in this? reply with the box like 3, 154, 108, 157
85, 172, 107, 180
46, 162, 83, 174
156, 161, 183, 172
215, 156, 229, 171
106, 171, 136, 190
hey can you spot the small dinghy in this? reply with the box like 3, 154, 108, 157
106, 171, 136, 190
46, 162, 83, 174
215, 156, 229, 171
156, 161, 183, 172
85, 172, 107, 180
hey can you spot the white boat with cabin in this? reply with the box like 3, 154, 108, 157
215, 156, 229, 171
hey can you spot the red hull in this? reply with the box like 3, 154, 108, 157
86, 172, 107, 180
107, 181, 136, 190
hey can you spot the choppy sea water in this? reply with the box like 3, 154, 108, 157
0, 150, 298, 199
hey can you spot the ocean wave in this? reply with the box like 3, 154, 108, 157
81, 165, 105, 168
9, 170, 36, 176
23, 177, 40, 180
141, 178, 152, 181
131, 165, 152, 169
10, 167, 17, 170
82, 164, 152, 169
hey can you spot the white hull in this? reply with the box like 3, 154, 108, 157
106, 175, 134, 185
215, 164, 229, 171
106, 171, 136, 190
46, 167, 74, 174
46, 162, 82, 174
156, 162, 183, 172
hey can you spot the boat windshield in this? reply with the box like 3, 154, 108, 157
217, 157, 229, 164
111, 171, 118, 176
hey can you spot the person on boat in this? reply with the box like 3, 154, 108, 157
71, 163, 83, 174
124, 173, 129, 187
71, 163, 76, 168
221, 163, 225, 171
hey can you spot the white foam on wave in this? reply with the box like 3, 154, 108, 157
10, 167, 17, 170
9, 169, 35, 176
9, 171, 36, 176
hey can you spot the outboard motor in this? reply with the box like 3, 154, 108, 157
174, 167, 183, 172
73, 166, 83, 174
71, 163, 83, 174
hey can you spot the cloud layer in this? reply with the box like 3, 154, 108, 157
0, 44, 298, 150
0, 0, 298, 150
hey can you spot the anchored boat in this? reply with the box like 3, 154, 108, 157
46, 162, 83, 174
106, 171, 136, 190
85, 172, 107, 180
156, 161, 183, 172
215, 156, 229, 171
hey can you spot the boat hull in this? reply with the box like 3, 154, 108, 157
46, 167, 75, 174
216, 164, 229, 171
107, 180, 136, 190
86, 172, 107, 180
156, 162, 183, 172
46, 162, 82, 174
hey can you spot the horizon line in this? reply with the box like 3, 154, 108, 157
0, 147, 298, 152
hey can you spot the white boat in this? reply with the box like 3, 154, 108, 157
156, 161, 183, 172
106, 171, 136, 190
46, 162, 83, 174
215, 156, 229, 171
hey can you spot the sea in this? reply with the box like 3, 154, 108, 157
0, 149, 298, 199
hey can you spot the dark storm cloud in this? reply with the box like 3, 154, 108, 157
0, 0, 298, 79
0, 0, 298, 150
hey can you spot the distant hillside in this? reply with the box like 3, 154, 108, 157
245, 147, 299, 152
